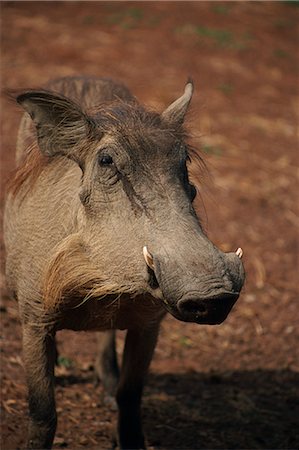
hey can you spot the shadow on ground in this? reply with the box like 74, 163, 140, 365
143, 369, 299, 449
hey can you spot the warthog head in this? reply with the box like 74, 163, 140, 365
17, 81, 245, 324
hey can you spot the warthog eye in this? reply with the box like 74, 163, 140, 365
99, 154, 114, 166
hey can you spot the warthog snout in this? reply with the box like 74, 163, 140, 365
176, 292, 240, 324
143, 246, 245, 324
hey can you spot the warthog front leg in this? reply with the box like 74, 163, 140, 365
22, 325, 57, 449
94, 330, 119, 396
116, 325, 160, 450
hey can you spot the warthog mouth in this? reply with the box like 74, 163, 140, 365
154, 289, 240, 325
143, 246, 243, 325
173, 291, 240, 325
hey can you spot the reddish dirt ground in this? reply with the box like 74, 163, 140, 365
0, 2, 298, 449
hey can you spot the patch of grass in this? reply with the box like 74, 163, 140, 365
211, 4, 231, 15
105, 7, 144, 29
284, 0, 299, 6
201, 145, 223, 156
273, 48, 290, 59
57, 356, 73, 368
82, 15, 95, 25
128, 7, 143, 20
175, 24, 252, 50
179, 336, 193, 348
196, 26, 234, 48
217, 83, 234, 96
273, 18, 295, 29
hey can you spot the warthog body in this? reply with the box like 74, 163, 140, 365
4, 76, 245, 449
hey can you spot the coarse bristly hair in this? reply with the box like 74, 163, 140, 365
7, 92, 206, 198
8, 85, 209, 314
43, 234, 144, 311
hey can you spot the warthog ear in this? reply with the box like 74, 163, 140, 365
16, 91, 92, 158
162, 80, 194, 124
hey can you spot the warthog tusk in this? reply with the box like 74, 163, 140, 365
236, 247, 243, 259
143, 246, 154, 270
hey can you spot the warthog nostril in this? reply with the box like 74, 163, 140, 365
178, 299, 207, 316
176, 292, 240, 323
195, 303, 207, 313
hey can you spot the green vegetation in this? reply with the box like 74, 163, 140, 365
211, 4, 232, 15
273, 48, 290, 59
82, 15, 95, 25
195, 26, 234, 47
217, 83, 234, 96
274, 17, 296, 29
57, 356, 73, 368
106, 7, 144, 29
179, 336, 193, 348
175, 24, 253, 50
284, 0, 299, 6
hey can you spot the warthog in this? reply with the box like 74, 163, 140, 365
4, 76, 245, 449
